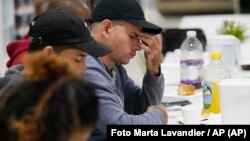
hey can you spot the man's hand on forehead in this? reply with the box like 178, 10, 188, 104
138, 33, 154, 47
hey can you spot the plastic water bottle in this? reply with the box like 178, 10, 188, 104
202, 52, 231, 114
180, 30, 204, 88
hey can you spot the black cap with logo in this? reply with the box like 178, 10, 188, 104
29, 9, 112, 56
87, 0, 162, 34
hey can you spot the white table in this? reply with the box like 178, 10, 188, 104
162, 51, 250, 125
163, 88, 221, 125
162, 14, 250, 125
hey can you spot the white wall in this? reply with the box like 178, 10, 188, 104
0, 0, 15, 76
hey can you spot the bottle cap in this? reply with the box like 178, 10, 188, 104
211, 52, 222, 59
187, 30, 196, 37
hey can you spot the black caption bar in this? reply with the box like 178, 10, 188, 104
107, 125, 250, 140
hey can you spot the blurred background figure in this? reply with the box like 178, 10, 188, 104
15, 0, 94, 39
15, 0, 35, 39
35, 0, 92, 18
0, 52, 99, 141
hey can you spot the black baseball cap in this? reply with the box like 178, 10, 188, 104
29, 9, 112, 56
87, 0, 162, 34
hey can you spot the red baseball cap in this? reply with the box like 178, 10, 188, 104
6, 35, 30, 68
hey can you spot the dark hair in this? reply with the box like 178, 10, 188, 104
0, 52, 98, 141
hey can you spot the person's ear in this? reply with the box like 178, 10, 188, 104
43, 46, 54, 56
101, 19, 113, 39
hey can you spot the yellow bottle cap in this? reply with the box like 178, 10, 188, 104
211, 52, 222, 59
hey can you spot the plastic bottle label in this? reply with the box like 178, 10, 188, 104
202, 80, 220, 114
180, 60, 203, 87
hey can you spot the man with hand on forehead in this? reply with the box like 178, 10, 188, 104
85, 0, 168, 140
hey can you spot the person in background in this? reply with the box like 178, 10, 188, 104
14, 0, 35, 39
34, 0, 91, 17
28, 9, 110, 75
0, 9, 111, 93
40, 0, 92, 19
0, 52, 99, 141
85, 0, 168, 140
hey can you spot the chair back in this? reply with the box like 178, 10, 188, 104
161, 28, 207, 56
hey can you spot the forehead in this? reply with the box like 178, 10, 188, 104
54, 46, 86, 55
61, 48, 86, 54
121, 21, 142, 33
